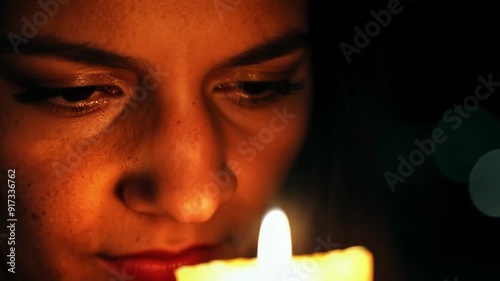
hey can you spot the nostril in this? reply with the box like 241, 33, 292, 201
116, 174, 156, 210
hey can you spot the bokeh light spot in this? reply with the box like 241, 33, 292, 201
469, 149, 500, 218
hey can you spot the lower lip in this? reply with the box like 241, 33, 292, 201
101, 246, 216, 281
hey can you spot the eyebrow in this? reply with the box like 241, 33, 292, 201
0, 29, 308, 74
0, 35, 151, 76
217, 29, 309, 68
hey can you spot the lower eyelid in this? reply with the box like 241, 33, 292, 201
46, 98, 112, 117
13, 85, 125, 118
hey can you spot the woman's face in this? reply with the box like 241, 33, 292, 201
0, 0, 310, 280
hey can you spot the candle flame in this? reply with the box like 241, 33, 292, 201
257, 208, 292, 267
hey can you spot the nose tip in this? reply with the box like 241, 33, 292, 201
178, 193, 223, 223
178, 169, 237, 223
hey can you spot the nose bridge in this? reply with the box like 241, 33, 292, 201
124, 78, 236, 222
152, 87, 223, 184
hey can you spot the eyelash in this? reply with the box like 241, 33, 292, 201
13, 80, 304, 117
214, 80, 304, 107
14, 85, 123, 118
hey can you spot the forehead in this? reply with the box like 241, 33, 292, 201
1, 0, 307, 43
1, 0, 308, 71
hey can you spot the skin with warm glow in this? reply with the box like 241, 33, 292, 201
0, 0, 310, 280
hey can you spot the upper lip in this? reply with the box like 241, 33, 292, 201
103, 244, 217, 260
99, 244, 219, 281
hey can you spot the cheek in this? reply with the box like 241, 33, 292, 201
0, 127, 126, 280
0, 133, 100, 247
226, 100, 310, 207
215, 100, 309, 253
0, 103, 124, 268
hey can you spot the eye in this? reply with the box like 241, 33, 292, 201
214, 80, 304, 107
14, 85, 124, 118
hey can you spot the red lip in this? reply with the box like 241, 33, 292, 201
101, 245, 217, 281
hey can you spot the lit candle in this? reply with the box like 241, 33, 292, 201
175, 208, 373, 281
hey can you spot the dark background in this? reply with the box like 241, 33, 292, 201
308, 1, 500, 280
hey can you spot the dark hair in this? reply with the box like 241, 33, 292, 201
278, 2, 405, 280
276, 1, 402, 280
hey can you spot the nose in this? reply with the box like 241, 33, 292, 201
119, 83, 237, 223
